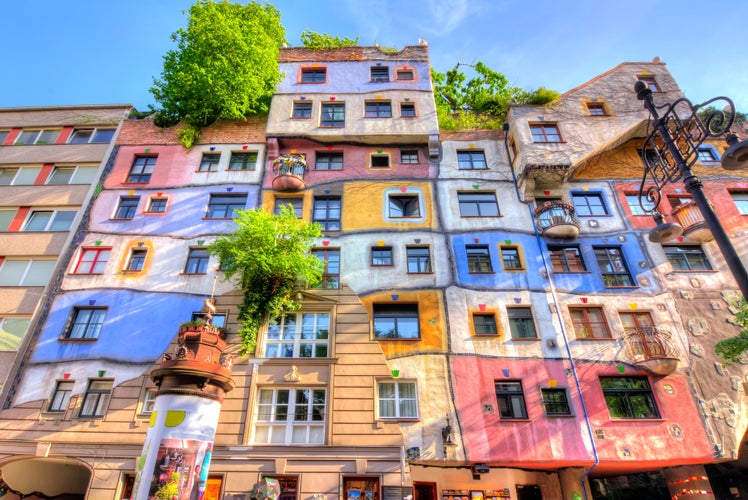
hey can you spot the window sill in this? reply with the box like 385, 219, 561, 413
553, 271, 592, 274
532, 140, 566, 144
227, 168, 257, 172
363, 116, 393, 119
143, 212, 167, 216
181, 272, 208, 276
499, 418, 531, 422
473, 334, 500, 338
291, 117, 312, 120
122, 182, 150, 185
319, 125, 345, 128
406, 271, 434, 275
70, 273, 104, 276
58, 336, 98, 342
372, 264, 395, 267
400, 115, 417, 119
110, 217, 134, 221
457, 168, 489, 171
374, 337, 421, 341
468, 272, 496, 275
544, 414, 575, 418
608, 417, 664, 422
577, 214, 613, 217
203, 217, 235, 221
121, 269, 144, 274
502, 268, 525, 272
262, 357, 338, 366
377, 417, 420, 422
603, 285, 639, 289
195, 170, 218, 173
575, 337, 615, 341
509, 337, 540, 342
667, 269, 718, 274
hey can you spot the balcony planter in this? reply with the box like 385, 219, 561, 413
272, 154, 308, 191
534, 200, 580, 239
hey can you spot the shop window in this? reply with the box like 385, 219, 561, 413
343, 477, 380, 500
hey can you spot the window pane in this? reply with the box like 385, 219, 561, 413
50, 211, 76, 231
71, 166, 98, 184
24, 211, 53, 231
16, 167, 42, 185
47, 168, 75, 185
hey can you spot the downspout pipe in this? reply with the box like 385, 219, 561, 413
502, 123, 599, 499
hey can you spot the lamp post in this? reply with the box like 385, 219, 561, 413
635, 80, 748, 299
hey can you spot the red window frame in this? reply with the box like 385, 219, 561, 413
74, 247, 111, 274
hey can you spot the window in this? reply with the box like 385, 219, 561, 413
467, 245, 492, 273
127, 156, 156, 183
572, 193, 608, 216
697, 146, 719, 163
191, 311, 227, 328
0, 130, 8, 144
141, 388, 157, 414
126, 249, 147, 272
68, 128, 115, 144
600, 377, 659, 419
320, 103, 345, 127
265, 312, 330, 358
508, 307, 537, 339
549, 245, 586, 273
0, 259, 55, 286
199, 153, 220, 172
0, 317, 30, 348
664, 245, 712, 271
343, 478, 380, 500
365, 101, 392, 118
263, 476, 298, 500
667, 195, 692, 210
66, 307, 107, 339
625, 193, 655, 216
372, 246, 393, 266
501, 246, 523, 270
146, 197, 167, 213
312, 248, 340, 289
473, 313, 498, 335
637, 75, 660, 92
732, 192, 748, 215
74, 247, 111, 274
229, 151, 257, 170
274, 197, 303, 217
184, 248, 210, 274
595, 247, 634, 287
396, 69, 414, 80
206, 193, 247, 218
0, 210, 13, 232
315, 152, 343, 170
377, 381, 418, 418
313, 197, 341, 231
530, 124, 562, 143
541, 388, 571, 415
458, 192, 499, 217
22, 210, 76, 231
495, 381, 528, 419
373, 304, 419, 339
400, 150, 419, 164
569, 307, 611, 339
47, 165, 98, 185
254, 388, 326, 444
388, 195, 420, 218
0, 168, 19, 185
370, 66, 389, 82
292, 101, 312, 119
48, 381, 74, 412
407, 246, 432, 273
16, 129, 59, 145
115, 196, 140, 219
400, 103, 416, 117
457, 150, 487, 170
620, 311, 654, 335
79, 379, 112, 418
370, 154, 390, 168
586, 102, 607, 116
301, 68, 326, 83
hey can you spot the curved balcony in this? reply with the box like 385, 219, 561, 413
671, 201, 713, 242
534, 201, 580, 239
272, 154, 308, 192
622, 327, 679, 375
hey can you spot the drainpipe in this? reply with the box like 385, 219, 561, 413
502, 123, 599, 499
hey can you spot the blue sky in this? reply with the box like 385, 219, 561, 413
2, 0, 747, 112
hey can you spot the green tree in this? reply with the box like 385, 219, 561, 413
208, 206, 324, 354
715, 298, 748, 363
300, 30, 358, 50
150, 0, 285, 147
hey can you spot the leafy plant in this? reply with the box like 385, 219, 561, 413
150, 0, 285, 147
155, 472, 180, 499
300, 30, 358, 50
715, 298, 748, 364
208, 206, 324, 354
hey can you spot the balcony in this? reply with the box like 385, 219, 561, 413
272, 154, 308, 191
622, 327, 680, 375
671, 201, 713, 242
534, 201, 580, 239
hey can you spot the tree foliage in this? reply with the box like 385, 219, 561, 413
150, 0, 285, 147
208, 206, 324, 354
696, 106, 747, 130
300, 30, 358, 50
432, 61, 559, 130
715, 298, 748, 364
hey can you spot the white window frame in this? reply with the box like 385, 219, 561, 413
46, 165, 98, 185
21, 209, 77, 232
67, 128, 116, 144
265, 312, 330, 358
377, 380, 418, 419
16, 129, 60, 145
253, 388, 326, 445
140, 388, 158, 415
0, 259, 56, 286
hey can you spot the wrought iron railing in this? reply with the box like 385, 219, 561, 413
622, 326, 679, 362
534, 201, 580, 236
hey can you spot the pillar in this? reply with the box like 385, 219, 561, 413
663, 465, 715, 500
559, 467, 593, 500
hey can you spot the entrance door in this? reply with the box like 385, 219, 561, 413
414, 482, 437, 500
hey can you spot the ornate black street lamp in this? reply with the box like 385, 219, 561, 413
635, 80, 748, 298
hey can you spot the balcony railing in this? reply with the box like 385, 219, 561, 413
272, 154, 308, 191
622, 326, 679, 375
671, 201, 713, 242
534, 201, 580, 239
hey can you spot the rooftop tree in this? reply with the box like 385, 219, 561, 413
300, 30, 358, 50
151, 0, 285, 147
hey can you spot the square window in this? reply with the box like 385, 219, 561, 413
401, 150, 419, 164
315, 152, 343, 170
473, 313, 498, 335
22, 210, 76, 232
637, 76, 660, 92
507, 307, 537, 339
365, 101, 392, 118
115, 196, 140, 219
406, 246, 432, 273
206, 193, 247, 218
74, 247, 111, 274
229, 151, 257, 170
126, 249, 147, 272
199, 153, 220, 172
624, 193, 655, 216
370, 154, 391, 169
620, 311, 655, 334
320, 103, 345, 127
458, 192, 500, 217
311, 248, 340, 289
274, 197, 303, 218
467, 245, 493, 273
569, 307, 611, 339
600, 376, 659, 419
141, 388, 157, 414
292, 102, 313, 119
127, 156, 156, 183
572, 193, 608, 216
313, 197, 341, 231
400, 103, 416, 117
66, 307, 107, 339
377, 381, 418, 418
388, 194, 420, 218
457, 150, 487, 170
48, 380, 74, 412
253, 388, 326, 445
731, 191, 748, 215
548, 245, 586, 273
664, 245, 712, 271
500, 246, 523, 270
495, 381, 528, 419
184, 248, 210, 274
301, 68, 326, 83
79, 379, 112, 418
586, 103, 606, 116
370, 66, 389, 82
265, 312, 330, 358
697, 146, 719, 163
542, 388, 571, 415
372, 246, 393, 266
146, 197, 168, 213
396, 69, 414, 81
530, 124, 562, 143
595, 246, 634, 287
373, 304, 420, 339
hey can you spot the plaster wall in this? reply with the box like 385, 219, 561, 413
0, 106, 130, 128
